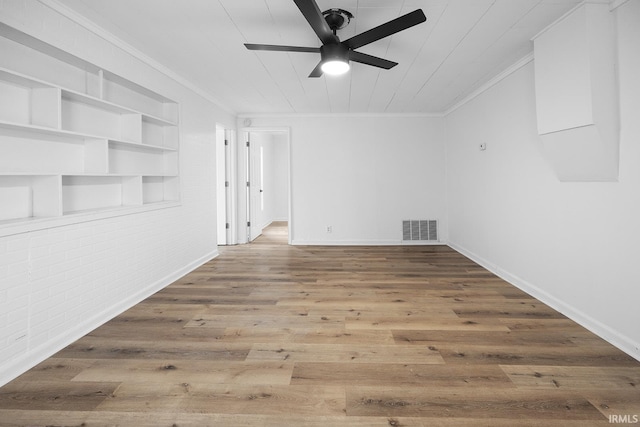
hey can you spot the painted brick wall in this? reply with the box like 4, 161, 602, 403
0, 0, 234, 385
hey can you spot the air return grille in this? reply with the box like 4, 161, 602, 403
402, 220, 438, 241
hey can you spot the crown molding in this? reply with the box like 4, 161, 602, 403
37, 0, 235, 115
443, 52, 534, 117
609, 0, 632, 10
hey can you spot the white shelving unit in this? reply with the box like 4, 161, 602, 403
0, 63, 180, 236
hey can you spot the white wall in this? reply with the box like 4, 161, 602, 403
0, 2, 234, 385
245, 115, 447, 245
445, 0, 640, 359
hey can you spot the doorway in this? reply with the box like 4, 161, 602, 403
244, 128, 291, 244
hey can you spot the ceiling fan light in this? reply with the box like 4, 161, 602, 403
321, 59, 350, 75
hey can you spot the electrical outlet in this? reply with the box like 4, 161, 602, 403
479, 142, 487, 151
326, 225, 332, 233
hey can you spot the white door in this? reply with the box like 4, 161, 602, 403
247, 133, 264, 241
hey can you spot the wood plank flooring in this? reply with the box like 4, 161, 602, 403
1, 221, 639, 426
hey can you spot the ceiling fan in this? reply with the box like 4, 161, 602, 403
244, 0, 427, 77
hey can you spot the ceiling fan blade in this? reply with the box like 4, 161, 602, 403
309, 61, 324, 78
349, 51, 398, 70
294, 0, 339, 45
342, 9, 426, 50
245, 43, 320, 53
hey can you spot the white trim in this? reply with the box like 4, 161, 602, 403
610, 0, 632, 10
37, 0, 235, 115
448, 242, 640, 362
0, 250, 219, 387
291, 239, 446, 246
443, 53, 534, 116
530, 1, 611, 42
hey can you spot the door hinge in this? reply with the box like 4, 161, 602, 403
246, 141, 250, 147
225, 223, 230, 229
246, 181, 250, 187
225, 181, 229, 187
224, 139, 228, 146
247, 221, 251, 227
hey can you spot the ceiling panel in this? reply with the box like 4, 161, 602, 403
54, 0, 584, 114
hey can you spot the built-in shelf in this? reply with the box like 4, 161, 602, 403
0, 33, 181, 237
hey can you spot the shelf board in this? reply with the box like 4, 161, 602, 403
61, 89, 139, 115
0, 215, 52, 227
63, 173, 141, 178
109, 139, 177, 152
0, 120, 92, 142
0, 172, 61, 177
0, 67, 56, 89
0, 172, 175, 178
60, 201, 180, 218
0, 201, 180, 238
142, 113, 177, 127
61, 90, 178, 126
0, 120, 160, 148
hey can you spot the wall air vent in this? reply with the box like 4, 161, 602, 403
402, 220, 438, 242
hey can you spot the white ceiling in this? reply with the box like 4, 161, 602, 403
55, 0, 582, 115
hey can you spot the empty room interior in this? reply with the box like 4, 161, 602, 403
1, 0, 639, 425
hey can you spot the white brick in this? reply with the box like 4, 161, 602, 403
6, 309, 28, 334
0, 250, 28, 266
47, 313, 67, 338
6, 236, 29, 252
50, 239, 78, 255
29, 329, 49, 348
29, 231, 61, 248
50, 257, 82, 276
8, 260, 29, 277
28, 245, 50, 260
30, 287, 50, 305
30, 264, 50, 281
65, 226, 93, 243
6, 283, 28, 301
66, 245, 91, 261
0, 339, 28, 363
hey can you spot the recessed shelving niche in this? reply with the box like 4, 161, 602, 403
0, 25, 180, 237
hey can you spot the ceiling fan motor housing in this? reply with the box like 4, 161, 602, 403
320, 43, 349, 63
323, 8, 353, 31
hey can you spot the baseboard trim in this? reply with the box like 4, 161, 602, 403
448, 242, 640, 362
0, 249, 219, 387
291, 239, 446, 246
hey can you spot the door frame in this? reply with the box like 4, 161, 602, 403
215, 126, 236, 245
241, 127, 292, 245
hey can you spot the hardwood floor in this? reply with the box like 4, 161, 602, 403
1, 221, 639, 426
